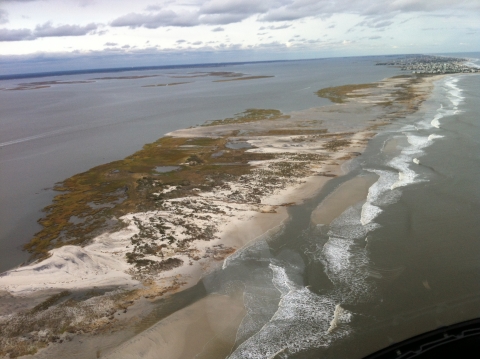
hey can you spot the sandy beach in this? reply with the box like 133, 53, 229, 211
0, 73, 444, 358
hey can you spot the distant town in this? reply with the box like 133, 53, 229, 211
377, 55, 479, 74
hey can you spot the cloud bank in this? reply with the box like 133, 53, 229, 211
0, 21, 99, 41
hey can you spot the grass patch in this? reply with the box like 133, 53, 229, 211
202, 108, 288, 126
323, 139, 352, 151
316, 83, 378, 103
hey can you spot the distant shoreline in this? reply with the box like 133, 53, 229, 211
0, 59, 293, 81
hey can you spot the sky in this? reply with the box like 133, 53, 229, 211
0, 0, 479, 74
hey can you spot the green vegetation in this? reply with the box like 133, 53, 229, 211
316, 83, 378, 103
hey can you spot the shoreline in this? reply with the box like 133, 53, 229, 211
0, 73, 446, 358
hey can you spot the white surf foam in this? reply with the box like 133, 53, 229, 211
360, 169, 401, 225
445, 77, 465, 108
229, 269, 349, 359
328, 304, 353, 333
389, 132, 444, 190
428, 134, 443, 141
431, 117, 441, 128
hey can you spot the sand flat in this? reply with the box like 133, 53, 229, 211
311, 173, 379, 226
103, 293, 245, 359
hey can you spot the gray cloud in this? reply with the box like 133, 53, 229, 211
34, 21, 98, 37
0, 21, 99, 41
260, 0, 480, 22
145, 4, 161, 11
200, 0, 268, 15
200, 13, 248, 24
0, 9, 8, 24
176, 39, 186, 43
104, 42, 117, 46
261, 24, 291, 30
109, 0, 480, 30
211, 26, 224, 31
111, 9, 199, 28
0, 28, 32, 41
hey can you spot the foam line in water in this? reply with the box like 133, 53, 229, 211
360, 169, 401, 225
445, 77, 465, 108
390, 156, 420, 189
389, 132, 444, 190
270, 264, 297, 296
230, 204, 379, 357
428, 134, 443, 141
328, 304, 353, 333
360, 202, 382, 226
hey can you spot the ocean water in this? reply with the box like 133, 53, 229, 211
0, 55, 401, 272
218, 67, 480, 358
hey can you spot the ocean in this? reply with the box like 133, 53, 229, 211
1, 53, 480, 358
220, 58, 480, 358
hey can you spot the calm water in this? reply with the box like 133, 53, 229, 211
0, 56, 401, 272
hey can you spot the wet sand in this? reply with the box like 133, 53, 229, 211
311, 173, 378, 225
103, 293, 245, 359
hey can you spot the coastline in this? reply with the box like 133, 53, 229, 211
0, 73, 445, 358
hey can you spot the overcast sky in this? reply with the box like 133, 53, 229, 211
0, 0, 479, 73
